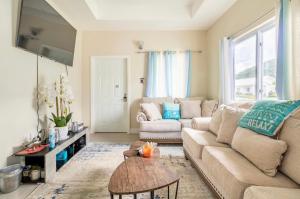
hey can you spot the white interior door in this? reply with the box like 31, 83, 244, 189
92, 57, 128, 132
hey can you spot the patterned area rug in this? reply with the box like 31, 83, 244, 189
26, 143, 215, 199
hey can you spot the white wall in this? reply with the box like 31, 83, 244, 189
0, 0, 83, 167
82, 30, 208, 131
206, 0, 277, 98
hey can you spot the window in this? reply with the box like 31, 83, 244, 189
232, 22, 277, 101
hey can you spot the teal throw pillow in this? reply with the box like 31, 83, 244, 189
239, 100, 300, 137
163, 103, 180, 120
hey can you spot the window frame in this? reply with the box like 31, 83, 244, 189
231, 20, 276, 101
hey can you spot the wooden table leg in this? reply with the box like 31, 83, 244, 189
119, 194, 122, 199
110, 193, 113, 199
150, 191, 154, 199
175, 181, 179, 199
168, 186, 170, 199
133, 194, 137, 199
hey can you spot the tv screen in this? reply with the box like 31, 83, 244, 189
16, 0, 77, 66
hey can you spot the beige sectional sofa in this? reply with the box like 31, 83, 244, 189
136, 97, 218, 143
182, 104, 300, 199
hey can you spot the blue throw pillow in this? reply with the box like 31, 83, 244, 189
163, 103, 180, 120
239, 100, 300, 137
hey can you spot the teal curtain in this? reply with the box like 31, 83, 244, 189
276, 0, 291, 99
164, 51, 176, 97
185, 50, 192, 97
145, 52, 159, 97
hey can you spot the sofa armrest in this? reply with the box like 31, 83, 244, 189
136, 111, 148, 123
244, 186, 300, 199
191, 117, 212, 131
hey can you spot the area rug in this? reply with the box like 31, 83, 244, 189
26, 143, 215, 199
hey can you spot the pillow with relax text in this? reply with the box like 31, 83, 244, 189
239, 100, 300, 137
163, 102, 180, 120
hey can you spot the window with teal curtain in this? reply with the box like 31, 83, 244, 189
145, 50, 192, 98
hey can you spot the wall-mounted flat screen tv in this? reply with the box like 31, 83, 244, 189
16, 0, 77, 66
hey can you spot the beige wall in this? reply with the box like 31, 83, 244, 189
206, 0, 277, 99
0, 0, 83, 167
82, 31, 208, 131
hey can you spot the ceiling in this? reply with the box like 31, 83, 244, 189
47, 0, 237, 31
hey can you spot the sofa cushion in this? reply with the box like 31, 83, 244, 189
180, 100, 202, 119
141, 103, 162, 121
139, 132, 181, 143
202, 146, 298, 199
191, 117, 211, 131
179, 119, 192, 128
140, 120, 181, 132
142, 97, 173, 113
216, 107, 246, 145
182, 128, 228, 159
244, 186, 300, 199
232, 127, 287, 177
208, 105, 225, 135
202, 99, 219, 117
279, 117, 300, 184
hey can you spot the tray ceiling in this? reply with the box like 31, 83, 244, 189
48, 0, 237, 30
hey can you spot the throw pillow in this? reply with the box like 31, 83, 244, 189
239, 100, 300, 137
216, 107, 247, 144
180, 100, 202, 119
202, 99, 219, 117
140, 103, 162, 121
291, 108, 300, 119
142, 97, 173, 114
162, 103, 180, 120
279, 117, 300, 184
232, 127, 287, 177
208, 105, 225, 135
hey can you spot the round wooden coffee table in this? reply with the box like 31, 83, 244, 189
108, 157, 180, 199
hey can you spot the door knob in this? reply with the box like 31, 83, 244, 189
123, 93, 127, 102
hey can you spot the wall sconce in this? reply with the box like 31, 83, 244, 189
135, 40, 144, 50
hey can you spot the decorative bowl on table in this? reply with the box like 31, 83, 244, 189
139, 142, 157, 158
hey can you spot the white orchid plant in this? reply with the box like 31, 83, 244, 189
39, 73, 74, 127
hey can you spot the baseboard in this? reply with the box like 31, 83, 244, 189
129, 128, 139, 134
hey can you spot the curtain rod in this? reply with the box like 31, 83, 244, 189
136, 50, 202, 54
228, 7, 275, 39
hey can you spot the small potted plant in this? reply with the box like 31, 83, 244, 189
39, 74, 74, 141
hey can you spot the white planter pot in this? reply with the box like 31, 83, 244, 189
55, 126, 69, 142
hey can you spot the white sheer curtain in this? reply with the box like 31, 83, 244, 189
219, 37, 234, 104
291, 0, 300, 99
276, 0, 300, 99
